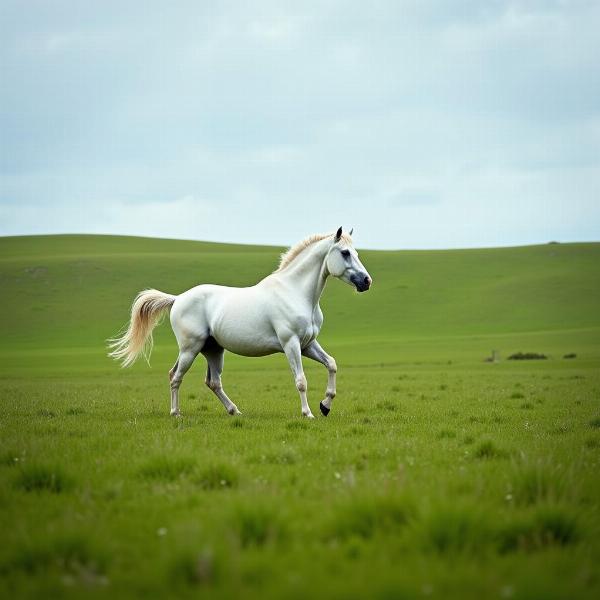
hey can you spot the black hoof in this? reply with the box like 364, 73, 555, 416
320, 402, 330, 417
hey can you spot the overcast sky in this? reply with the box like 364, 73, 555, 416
1, 1, 599, 249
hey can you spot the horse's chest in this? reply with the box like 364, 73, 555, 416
296, 314, 321, 348
299, 325, 317, 348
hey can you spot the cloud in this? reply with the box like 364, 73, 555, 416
0, 0, 599, 248
0, 194, 215, 240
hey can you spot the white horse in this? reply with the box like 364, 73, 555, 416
108, 227, 372, 418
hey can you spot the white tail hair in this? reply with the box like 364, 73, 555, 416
108, 289, 176, 367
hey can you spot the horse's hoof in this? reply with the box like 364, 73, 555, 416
228, 408, 242, 416
170, 410, 182, 417
320, 402, 330, 417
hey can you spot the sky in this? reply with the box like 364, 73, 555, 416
1, 0, 599, 249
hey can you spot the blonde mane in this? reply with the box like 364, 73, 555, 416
276, 231, 353, 272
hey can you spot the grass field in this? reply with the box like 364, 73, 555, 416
1, 235, 599, 599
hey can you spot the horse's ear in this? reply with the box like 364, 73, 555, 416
334, 226, 342, 242
349, 227, 354, 236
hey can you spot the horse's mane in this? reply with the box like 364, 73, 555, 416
275, 231, 353, 272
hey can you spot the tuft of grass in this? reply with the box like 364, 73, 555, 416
1, 451, 22, 467
3, 534, 108, 579
498, 507, 579, 553
589, 416, 600, 429
327, 495, 414, 541
563, 353, 577, 359
37, 408, 56, 418
170, 548, 220, 586
138, 456, 196, 482
421, 505, 491, 554
377, 400, 397, 412
66, 407, 85, 415
474, 441, 508, 460
194, 463, 238, 490
263, 450, 297, 465
286, 420, 307, 431
437, 429, 456, 439
232, 505, 286, 548
510, 462, 569, 506
552, 423, 573, 435
230, 419, 244, 428
520, 402, 534, 410
510, 391, 525, 399
15, 464, 73, 493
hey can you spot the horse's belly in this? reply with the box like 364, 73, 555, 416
214, 328, 282, 357
207, 292, 282, 357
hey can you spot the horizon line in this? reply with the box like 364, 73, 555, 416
0, 231, 598, 253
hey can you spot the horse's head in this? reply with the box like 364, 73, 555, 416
326, 226, 372, 292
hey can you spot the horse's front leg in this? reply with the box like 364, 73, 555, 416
282, 337, 314, 418
302, 340, 337, 416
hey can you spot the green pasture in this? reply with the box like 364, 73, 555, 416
0, 235, 599, 599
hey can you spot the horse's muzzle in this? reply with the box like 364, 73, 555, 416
352, 274, 372, 293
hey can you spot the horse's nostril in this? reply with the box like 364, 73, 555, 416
364, 275, 372, 286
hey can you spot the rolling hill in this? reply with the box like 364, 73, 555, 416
1, 234, 600, 599
0, 235, 599, 374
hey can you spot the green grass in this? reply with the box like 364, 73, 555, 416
14, 463, 74, 494
1, 234, 599, 599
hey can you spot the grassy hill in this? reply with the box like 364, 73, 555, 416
0, 235, 599, 373
1, 235, 600, 599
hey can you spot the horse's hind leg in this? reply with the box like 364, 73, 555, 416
169, 347, 200, 416
202, 346, 241, 416
169, 359, 180, 415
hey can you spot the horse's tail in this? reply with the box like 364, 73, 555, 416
108, 289, 176, 367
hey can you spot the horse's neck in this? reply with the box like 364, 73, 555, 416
277, 240, 330, 307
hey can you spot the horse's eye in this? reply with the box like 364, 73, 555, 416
341, 250, 351, 258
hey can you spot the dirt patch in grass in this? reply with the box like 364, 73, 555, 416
508, 352, 547, 360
